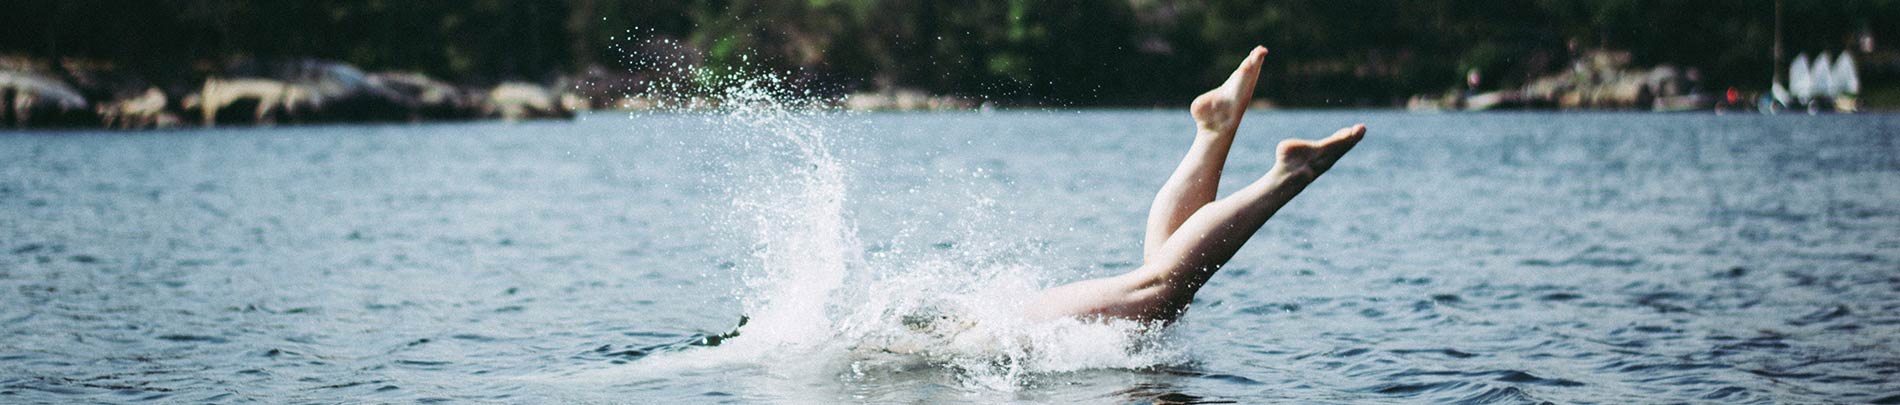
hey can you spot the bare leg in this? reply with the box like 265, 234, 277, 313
1135, 125, 1365, 304
1027, 125, 1365, 322
1144, 47, 1268, 261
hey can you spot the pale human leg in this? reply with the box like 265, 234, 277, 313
1026, 46, 1365, 323
1143, 46, 1267, 262
1026, 125, 1364, 323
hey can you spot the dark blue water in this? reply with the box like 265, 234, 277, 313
2, 111, 1896, 403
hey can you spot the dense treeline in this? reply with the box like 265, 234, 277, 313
2, 0, 1893, 106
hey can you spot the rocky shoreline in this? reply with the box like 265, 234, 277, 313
1, 58, 1006, 130
1406, 50, 1717, 113
2, 58, 580, 130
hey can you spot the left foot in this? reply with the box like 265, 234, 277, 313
1274, 124, 1366, 183
1191, 46, 1269, 135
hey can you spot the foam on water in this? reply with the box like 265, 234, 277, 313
575, 38, 1181, 389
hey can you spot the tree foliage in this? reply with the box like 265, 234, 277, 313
1, 0, 1891, 106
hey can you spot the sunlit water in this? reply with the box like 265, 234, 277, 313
2, 110, 1897, 403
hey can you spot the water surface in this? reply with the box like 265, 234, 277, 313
2, 111, 1897, 403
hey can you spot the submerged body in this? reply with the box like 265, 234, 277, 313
1027, 47, 1365, 323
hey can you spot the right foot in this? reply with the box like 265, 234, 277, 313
1274, 124, 1366, 183
1191, 46, 1269, 135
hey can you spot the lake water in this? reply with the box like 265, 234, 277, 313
2, 109, 1897, 403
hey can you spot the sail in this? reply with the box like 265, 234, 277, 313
1812, 53, 1835, 98
1772, 81, 1791, 106
1835, 53, 1860, 95
1789, 54, 1813, 101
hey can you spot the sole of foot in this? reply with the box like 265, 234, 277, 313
1275, 124, 1366, 182
1191, 46, 1269, 135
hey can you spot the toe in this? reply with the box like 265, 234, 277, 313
1241, 48, 1268, 72
1325, 124, 1366, 144
1316, 124, 1365, 162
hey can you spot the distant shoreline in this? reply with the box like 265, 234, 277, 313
3, 53, 1885, 132
2, 58, 582, 131
12, 107, 1896, 134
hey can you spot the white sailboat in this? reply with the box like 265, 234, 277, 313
1811, 52, 1834, 100
1833, 52, 1860, 96
1832, 52, 1861, 112
1788, 53, 1813, 103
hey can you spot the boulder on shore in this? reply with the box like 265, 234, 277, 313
841, 88, 973, 111
275, 60, 410, 123
483, 82, 573, 121
1, 70, 97, 127
368, 72, 480, 120
97, 87, 178, 129
184, 78, 302, 126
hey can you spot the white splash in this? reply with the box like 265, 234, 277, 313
590, 35, 1183, 389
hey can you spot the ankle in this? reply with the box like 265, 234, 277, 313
1195, 127, 1232, 140
1269, 164, 1316, 185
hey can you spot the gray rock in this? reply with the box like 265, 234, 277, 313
1, 70, 97, 127
184, 78, 299, 126
367, 72, 479, 120
97, 87, 177, 129
273, 60, 409, 123
483, 82, 572, 121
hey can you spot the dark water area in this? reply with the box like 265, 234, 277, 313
1, 111, 1897, 403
